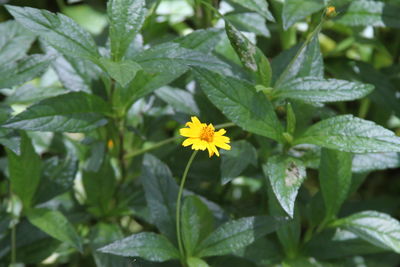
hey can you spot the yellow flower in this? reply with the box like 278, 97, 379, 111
179, 116, 231, 157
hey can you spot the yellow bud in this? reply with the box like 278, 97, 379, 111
107, 139, 114, 149
326, 6, 336, 17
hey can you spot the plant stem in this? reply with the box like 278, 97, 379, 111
214, 122, 235, 129
9, 190, 17, 265
11, 219, 16, 264
124, 136, 180, 159
176, 150, 198, 264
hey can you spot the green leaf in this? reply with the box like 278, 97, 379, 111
34, 156, 78, 204
319, 149, 352, 221
89, 223, 130, 267
220, 140, 257, 185
6, 5, 100, 61
266, 175, 301, 258
174, 28, 223, 54
0, 20, 35, 65
305, 230, 387, 260
263, 155, 306, 217
50, 48, 101, 93
282, 0, 325, 30
225, 13, 270, 37
155, 86, 199, 115
192, 67, 283, 143
275, 77, 374, 103
2, 92, 111, 132
337, 0, 400, 29
182, 195, 214, 257
135, 42, 232, 75
27, 208, 83, 252
99, 58, 142, 87
122, 42, 232, 105
0, 54, 52, 89
187, 257, 210, 267
294, 115, 400, 153
273, 33, 323, 86
107, 0, 146, 61
352, 152, 400, 173
98, 232, 180, 262
6, 85, 66, 105
6, 133, 41, 208
196, 216, 283, 257
82, 159, 116, 216
227, 0, 275, 21
286, 102, 296, 135
224, 21, 272, 86
333, 211, 400, 253
140, 154, 178, 242
0, 129, 20, 155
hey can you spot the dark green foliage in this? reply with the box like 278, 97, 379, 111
1, 0, 400, 266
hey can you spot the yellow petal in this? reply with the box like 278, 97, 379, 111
214, 129, 226, 136
180, 127, 201, 138
210, 143, 220, 156
206, 144, 214, 157
182, 138, 196, 147
214, 135, 230, 143
192, 139, 207, 150
214, 140, 231, 150
191, 116, 202, 126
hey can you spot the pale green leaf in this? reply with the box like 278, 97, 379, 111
107, 0, 146, 60
334, 211, 400, 253
155, 86, 199, 115
140, 154, 178, 242
275, 77, 374, 103
98, 232, 180, 262
2, 92, 111, 132
273, 33, 323, 87
263, 155, 306, 217
99, 58, 142, 87
294, 115, 400, 153
6, 133, 41, 208
0, 20, 35, 65
282, 0, 325, 30
220, 140, 257, 184
27, 208, 83, 252
352, 152, 400, 173
196, 216, 283, 257
226, 13, 270, 37
187, 257, 210, 267
337, 0, 400, 28
182, 196, 214, 256
319, 149, 352, 220
6, 5, 100, 61
228, 0, 275, 21
0, 54, 52, 89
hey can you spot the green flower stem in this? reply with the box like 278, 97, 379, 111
176, 150, 198, 264
11, 220, 16, 264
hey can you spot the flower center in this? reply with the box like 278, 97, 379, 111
200, 125, 214, 142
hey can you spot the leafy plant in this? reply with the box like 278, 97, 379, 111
1, 0, 400, 266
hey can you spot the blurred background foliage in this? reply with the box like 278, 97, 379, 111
0, 0, 400, 266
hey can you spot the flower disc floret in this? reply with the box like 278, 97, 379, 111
179, 116, 231, 157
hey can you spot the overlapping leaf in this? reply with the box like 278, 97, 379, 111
294, 115, 400, 153
2, 92, 111, 132
193, 67, 283, 142
6, 5, 100, 61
